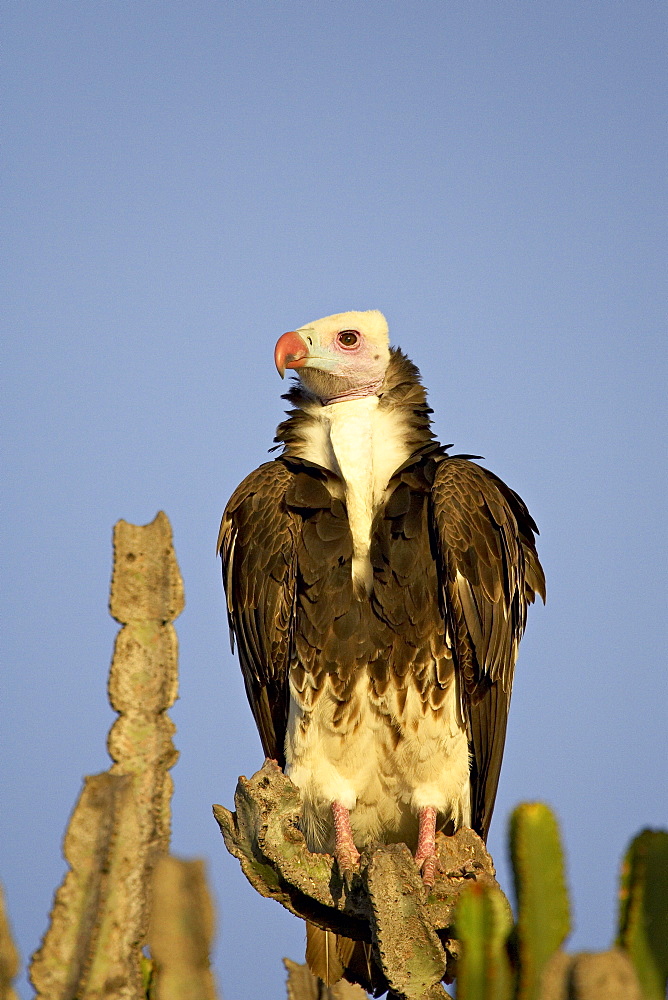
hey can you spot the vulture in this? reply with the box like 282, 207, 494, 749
218, 310, 544, 987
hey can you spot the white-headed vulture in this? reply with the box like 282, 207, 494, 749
218, 310, 545, 985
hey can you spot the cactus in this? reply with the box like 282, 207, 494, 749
616, 828, 668, 1000
539, 948, 642, 1000
215, 760, 501, 998
148, 856, 219, 1000
0, 882, 20, 1000
509, 803, 571, 1000
455, 804, 668, 1000
29, 512, 183, 1000
364, 843, 449, 999
455, 883, 513, 1000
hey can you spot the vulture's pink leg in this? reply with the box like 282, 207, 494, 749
332, 801, 360, 874
415, 805, 438, 886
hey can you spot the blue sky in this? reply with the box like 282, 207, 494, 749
2, 3, 666, 997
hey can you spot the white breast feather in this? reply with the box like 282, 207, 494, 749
297, 396, 413, 590
286, 672, 471, 852
327, 398, 376, 589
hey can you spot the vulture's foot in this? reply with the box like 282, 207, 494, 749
331, 801, 361, 877
415, 805, 440, 887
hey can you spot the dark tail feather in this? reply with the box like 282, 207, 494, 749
305, 921, 386, 995
305, 922, 347, 986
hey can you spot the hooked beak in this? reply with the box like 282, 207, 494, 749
274, 330, 309, 378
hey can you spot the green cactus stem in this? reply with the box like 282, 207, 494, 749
616, 828, 668, 1000
509, 803, 570, 1000
455, 882, 512, 1000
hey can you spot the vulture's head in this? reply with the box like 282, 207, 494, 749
274, 310, 390, 403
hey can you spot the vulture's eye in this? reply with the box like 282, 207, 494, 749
337, 330, 360, 349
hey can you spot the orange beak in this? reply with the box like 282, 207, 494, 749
274, 330, 309, 378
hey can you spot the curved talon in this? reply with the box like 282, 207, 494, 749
417, 851, 439, 887
335, 840, 361, 876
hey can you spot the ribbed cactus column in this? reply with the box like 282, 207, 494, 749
510, 803, 570, 1000
30, 512, 183, 1000
106, 510, 183, 883
455, 883, 512, 1000
616, 829, 668, 1000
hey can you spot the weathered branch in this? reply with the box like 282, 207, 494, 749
214, 760, 501, 999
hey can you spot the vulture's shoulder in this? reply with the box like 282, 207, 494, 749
219, 459, 293, 532
431, 456, 545, 608
218, 456, 335, 546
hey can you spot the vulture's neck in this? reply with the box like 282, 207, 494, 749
275, 349, 436, 592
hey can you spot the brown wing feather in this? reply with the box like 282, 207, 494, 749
432, 457, 545, 840
217, 460, 298, 765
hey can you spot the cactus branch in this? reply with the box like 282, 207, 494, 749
214, 760, 501, 997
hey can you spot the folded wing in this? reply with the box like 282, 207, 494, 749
432, 458, 545, 839
218, 460, 298, 765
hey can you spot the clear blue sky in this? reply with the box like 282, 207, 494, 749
2, 3, 666, 997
